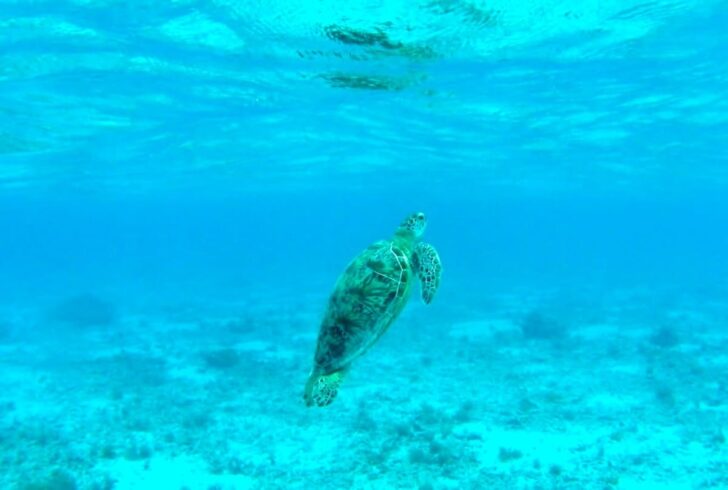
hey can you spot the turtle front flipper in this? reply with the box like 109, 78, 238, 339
303, 369, 347, 407
413, 242, 442, 304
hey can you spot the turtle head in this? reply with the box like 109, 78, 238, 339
399, 212, 427, 238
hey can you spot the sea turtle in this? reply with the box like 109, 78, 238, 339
303, 211, 442, 407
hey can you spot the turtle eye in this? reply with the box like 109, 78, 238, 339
417, 214, 424, 221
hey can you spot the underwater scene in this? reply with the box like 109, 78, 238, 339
1, 0, 728, 489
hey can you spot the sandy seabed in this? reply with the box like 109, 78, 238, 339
0, 288, 726, 489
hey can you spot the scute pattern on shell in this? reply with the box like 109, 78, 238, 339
312, 240, 413, 374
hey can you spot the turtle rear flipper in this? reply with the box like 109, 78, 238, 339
413, 242, 442, 304
303, 370, 347, 407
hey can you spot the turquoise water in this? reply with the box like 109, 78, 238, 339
1, 1, 727, 489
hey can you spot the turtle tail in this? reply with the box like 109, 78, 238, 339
303, 369, 347, 407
